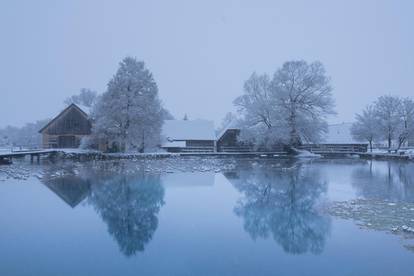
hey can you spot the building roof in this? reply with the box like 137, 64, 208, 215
323, 122, 364, 144
161, 141, 186, 148
216, 121, 365, 145
162, 119, 215, 141
216, 119, 239, 141
38, 103, 89, 133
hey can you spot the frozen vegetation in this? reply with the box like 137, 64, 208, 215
326, 199, 414, 251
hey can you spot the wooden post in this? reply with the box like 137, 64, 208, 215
30, 154, 33, 163
37, 154, 40, 163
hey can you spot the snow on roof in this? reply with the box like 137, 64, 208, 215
323, 123, 364, 144
162, 120, 215, 141
39, 103, 89, 133
161, 141, 186, 148
76, 104, 91, 115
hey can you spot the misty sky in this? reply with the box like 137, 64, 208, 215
1, 0, 413, 128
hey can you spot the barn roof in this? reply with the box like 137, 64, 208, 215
216, 119, 239, 141
38, 103, 89, 133
162, 119, 215, 141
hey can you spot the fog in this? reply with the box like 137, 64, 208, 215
1, 0, 413, 127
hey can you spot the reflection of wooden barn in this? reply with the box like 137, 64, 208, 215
42, 175, 91, 208
39, 104, 91, 149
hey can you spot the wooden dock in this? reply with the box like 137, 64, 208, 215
0, 149, 58, 163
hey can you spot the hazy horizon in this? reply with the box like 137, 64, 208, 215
1, 0, 413, 128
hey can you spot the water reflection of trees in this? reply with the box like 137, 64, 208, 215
225, 161, 330, 255
352, 161, 414, 203
88, 172, 164, 256
40, 162, 165, 257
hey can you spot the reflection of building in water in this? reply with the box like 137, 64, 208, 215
41, 175, 91, 208
40, 163, 165, 257
224, 161, 330, 255
161, 172, 215, 188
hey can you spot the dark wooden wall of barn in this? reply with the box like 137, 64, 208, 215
44, 108, 91, 135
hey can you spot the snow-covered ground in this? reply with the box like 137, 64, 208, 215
0, 156, 238, 181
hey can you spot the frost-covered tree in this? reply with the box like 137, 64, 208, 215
351, 105, 379, 152
396, 98, 414, 150
234, 61, 335, 148
65, 88, 98, 108
272, 61, 335, 145
92, 57, 165, 152
234, 72, 289, 148
374, 96, 402, 150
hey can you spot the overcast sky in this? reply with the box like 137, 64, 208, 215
0, 0, 413, 128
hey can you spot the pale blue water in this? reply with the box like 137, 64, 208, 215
0, 158, 413, 276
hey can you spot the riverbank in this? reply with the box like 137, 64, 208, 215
358, 152, 414, 161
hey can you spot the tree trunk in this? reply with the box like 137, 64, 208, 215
369, 140, 372, 152
388, 133, 392, 152
289, 110, 301, 146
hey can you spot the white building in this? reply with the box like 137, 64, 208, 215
161, 120, 216, 152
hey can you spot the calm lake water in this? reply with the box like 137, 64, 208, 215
1, 158, 414, 276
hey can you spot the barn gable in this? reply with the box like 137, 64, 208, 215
39, 104, 91, 135
39, 104, 91, 149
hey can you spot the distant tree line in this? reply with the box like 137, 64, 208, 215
0, 119, 50, 148
351, 96, 414, 152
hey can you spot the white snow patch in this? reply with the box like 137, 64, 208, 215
293, 148, 322, 158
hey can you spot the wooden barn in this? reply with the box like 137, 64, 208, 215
161, 119, 216, 152
216, 127, 253, 152
39, 104, 91, 149
300, 123, 368, 153
217, 122, 368, 154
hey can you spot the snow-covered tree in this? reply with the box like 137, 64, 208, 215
92, 57, 165, 152
374, 95, 402, 150
65, 88, 98, 108
234, 61, 335, 148
234, 72, 288, 148
351, 105, 379, 152
272, 61, 335, 145
396, 98, 414, 150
